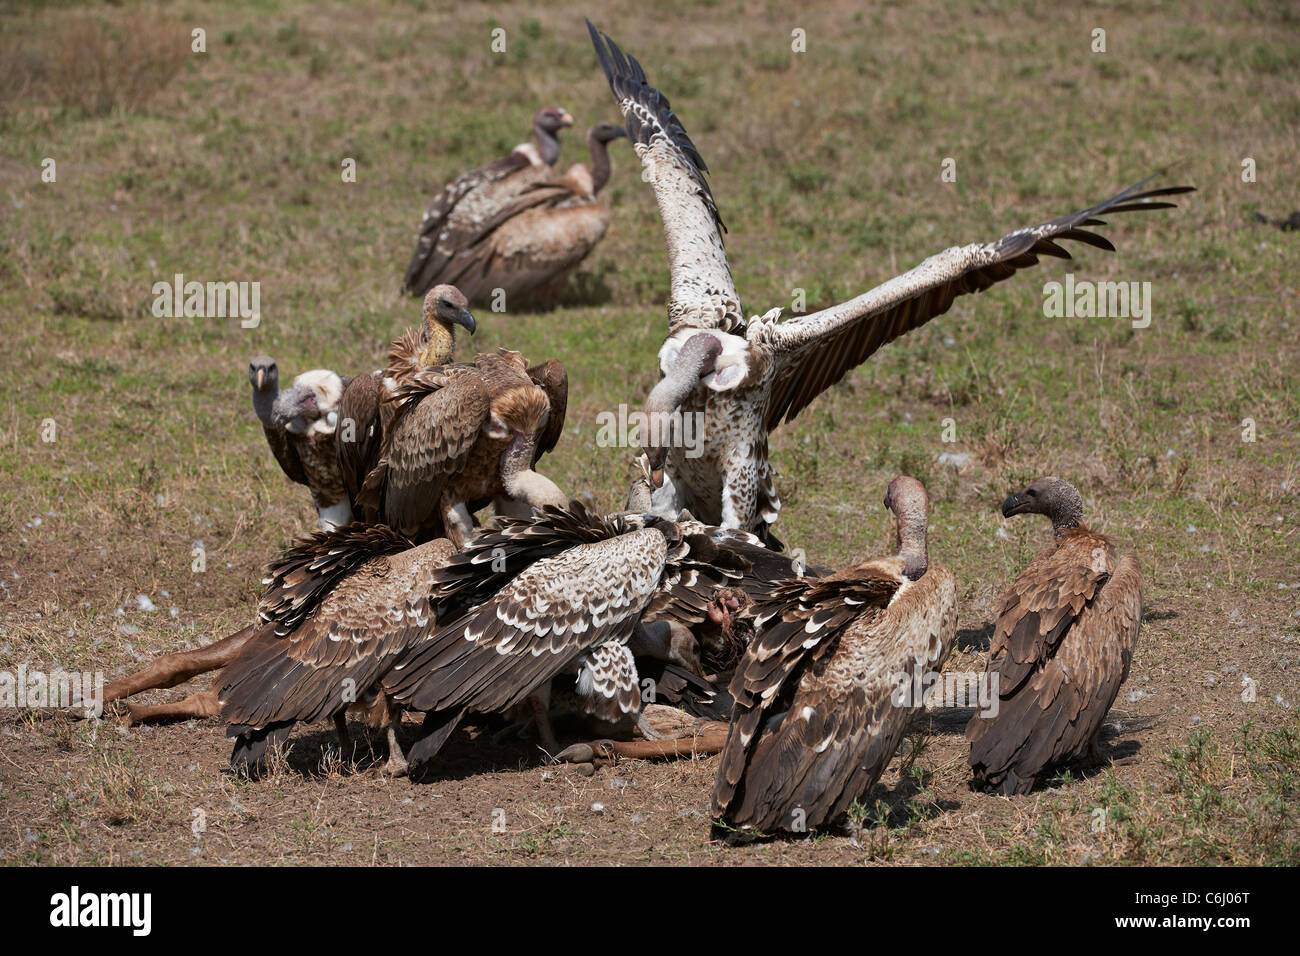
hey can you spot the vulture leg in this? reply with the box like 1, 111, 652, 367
123, 689, 220, 725
334, 713, 352, 759
384, 724, 409, 778
441, 496, 475, 549
100, 625, 256, 711
528, 685, 559, 754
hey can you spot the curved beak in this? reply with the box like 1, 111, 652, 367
1001, 492, 1029, 518
455, 308, 477, 334
559, 109, 575, 128
255, 369, 265, 390
611, 125, 628, 140
647, 448, 666, 489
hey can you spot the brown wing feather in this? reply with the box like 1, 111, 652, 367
968, 540, 1142, 794
263, 421, 309, 486
336, 372, 382, 512
527, 359, 568, 461
760, 179, 1195, 431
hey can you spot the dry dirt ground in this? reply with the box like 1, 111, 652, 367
1, 0, 1297, 865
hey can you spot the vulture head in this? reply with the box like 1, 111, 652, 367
588, 121, 627, 146
1001, 476, 1085, 535
884, 475, 930, 581
248, 355, 279, 395
493, 385, 568, 510
643, 333, 723, 487
420, 284, 476, 366
274, 370, 344, 438
531, 106, 575, 165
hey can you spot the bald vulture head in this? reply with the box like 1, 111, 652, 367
248, 355, 279, 395
883, 475, 930, 581
274, 370, 344, 438
1001, 476, 1085, 536
588, 121, 627, 145
420, 284, 475, 366
532, 106, 575, 165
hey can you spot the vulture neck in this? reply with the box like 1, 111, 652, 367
500, 432, 567, 510
588, 131, 614, 195
644, 358, 704, 448
420, 321, 456, 367
895, 508, 929, 581
535, 121, 562, 166
252, 385, 277, 426
1050, 514, 1084, 539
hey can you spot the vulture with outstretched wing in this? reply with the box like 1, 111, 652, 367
711, 476, 958, 835
403, 106, 575, 300
336, 285, 476, 512
356, 349, 569, 546
588, 21, 1194, 545
966, 477, 1143, 795
248, 357, 352, 531
218, 524, 456, 777
426, 122, 628, 307
381, 502, 758, 771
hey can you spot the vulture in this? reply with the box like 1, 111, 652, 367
711, 476, 958, 835
966, 477, 1143, 795
248, 356, 352, 531
588, 22, 1194, 544
381, 501, 761, 771
355, 348, 569, 546
218, 525, 457, 777
336, 285, 476, 511
411, 121, 628, 307
402, 106, 575, 300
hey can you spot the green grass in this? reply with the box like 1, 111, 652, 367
0, 0, 1297, 865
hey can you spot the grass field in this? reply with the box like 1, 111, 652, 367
1, 0, 1297, 865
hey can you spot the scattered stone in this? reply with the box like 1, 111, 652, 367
590, 802, 606, 814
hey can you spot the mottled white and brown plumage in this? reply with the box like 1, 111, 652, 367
249, 358, 353, 531
218, 525, 457, 776
356, 349, 569, 546
967, 477, 1143, 795
711, 477, 958, 835
589, 22, 1194, 543
422, 122, 628, 307
336, 285, 476, 511
382, 502, 760, 770
403, 106, 575, 300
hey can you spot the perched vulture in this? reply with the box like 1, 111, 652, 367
381, 502, 760, 771
966, 477, 1143, 795
588, 21, 1194, 544
417, 121, 628, 307
711, 476, 958, 835
356, 349, 569, 546
403, 106, 575, 300
248, 357, 352, 531
336, 285, 476, 511
218, 525, 456, 777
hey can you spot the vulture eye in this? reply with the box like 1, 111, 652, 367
1026, 488, 1037, 498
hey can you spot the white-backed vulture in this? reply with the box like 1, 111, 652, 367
588, 22, 1194, 545
218, 525, 457, 777
248, 358, 352, 531
966, 477, 1143, 795
355, 349, 569, 546
336, 285, 476, 511
381, 502, 761, 771
711, 476, 958, 835
403, 106, 575, 300
424, 121, 628, 307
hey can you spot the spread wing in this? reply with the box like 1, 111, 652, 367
755, 178, 1195, 430
588, 21, 742, 333
383, 527, 669, 714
